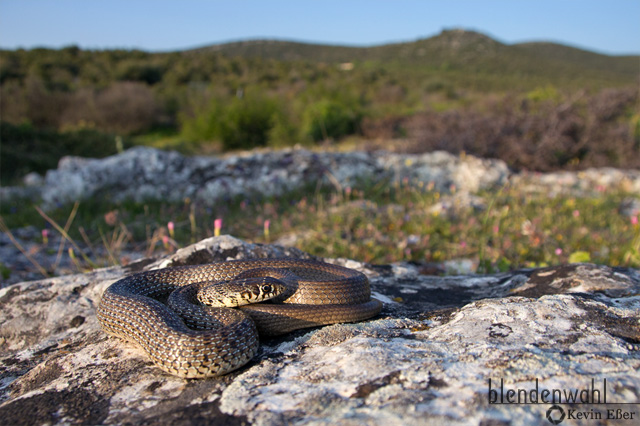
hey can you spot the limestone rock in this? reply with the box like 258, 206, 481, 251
0, 236, 639, 425
4, 147, 510, 209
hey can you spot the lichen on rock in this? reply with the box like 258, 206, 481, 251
0, 236, 638, 425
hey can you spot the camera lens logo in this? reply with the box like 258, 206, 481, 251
546, 405, 566, 424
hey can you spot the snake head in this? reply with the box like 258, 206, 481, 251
197, 276, 288, 307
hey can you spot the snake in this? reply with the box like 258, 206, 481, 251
96, 258, 382, 378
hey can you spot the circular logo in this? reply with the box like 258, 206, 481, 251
546, 405, 566, 424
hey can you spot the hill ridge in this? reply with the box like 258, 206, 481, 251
189, 28, 636, 60
184, 29, 638, 81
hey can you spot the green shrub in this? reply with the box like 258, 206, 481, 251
218, 94, 279, 150
180, 93, 284, 151
180, 97, 223, 143
267, 107, 300, 148
525, 85, 561, 103
303, 99, 362, 142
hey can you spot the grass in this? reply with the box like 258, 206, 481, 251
2, 177, 639, 279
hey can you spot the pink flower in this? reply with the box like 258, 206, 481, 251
214, 218, 222, 237
632, 216, 639, 226
264, 219, 271, 239
555, 248, 563, 256
167, 221, 175, 238
42, 229, 49, 244
572, 210, 580, 218
104, 210, 118, 226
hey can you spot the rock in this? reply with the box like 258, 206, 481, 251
4, 147, 510, 209
1, 236, 638, 425
3, 147, 640, 214
22, 172, 43, 187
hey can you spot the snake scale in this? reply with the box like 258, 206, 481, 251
97, 258, 382, 378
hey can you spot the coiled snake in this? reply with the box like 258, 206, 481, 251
97, 258, 382, 378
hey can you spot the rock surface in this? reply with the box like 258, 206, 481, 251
2, 147, 510, 208
1, 236, 639, 425
4, 147, 640, 211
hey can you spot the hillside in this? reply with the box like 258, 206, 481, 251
192, 29, 639, 85
1, 29, 638, 184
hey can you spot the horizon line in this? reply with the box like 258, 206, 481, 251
1, 28, 638, 57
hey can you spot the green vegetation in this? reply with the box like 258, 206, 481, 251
2, 179, 638, 275
2, 30, 639, 184
1, 30, 638, 274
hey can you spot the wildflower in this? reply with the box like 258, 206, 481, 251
632, 216, 639, 226
264, 219, 270, 240
521, 220, 535, 236
162, 235, 170, 250
104, 210, 118, 226
460, 241, 467, 249
167, 221, 175, 239
492, 225, 500, 235
42, 229, 49, 245
573, 210, 580, 218
555, 248, 563, 256
214, 218, 222, 237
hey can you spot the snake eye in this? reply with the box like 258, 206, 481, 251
262, 284, 272, 293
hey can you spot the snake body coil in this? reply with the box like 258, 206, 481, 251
97, 258, 382, 378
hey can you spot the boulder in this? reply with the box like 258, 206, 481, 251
1, 236, 638, 425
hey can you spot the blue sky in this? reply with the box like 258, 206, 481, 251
1, 0, 638, 55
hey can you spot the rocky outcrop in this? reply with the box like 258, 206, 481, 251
4, 147, 511, 208
1, 236, 638, 425
5, 145, 639, 212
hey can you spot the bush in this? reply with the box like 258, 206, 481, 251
303, 99, 362, 142
363, 87, 640, 171
267, 107, 300, 148
93, 82, 159, 134
218, 94, 279, 150
180, 92, 283, 151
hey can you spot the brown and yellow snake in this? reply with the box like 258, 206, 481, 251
97, 258, 382, 378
